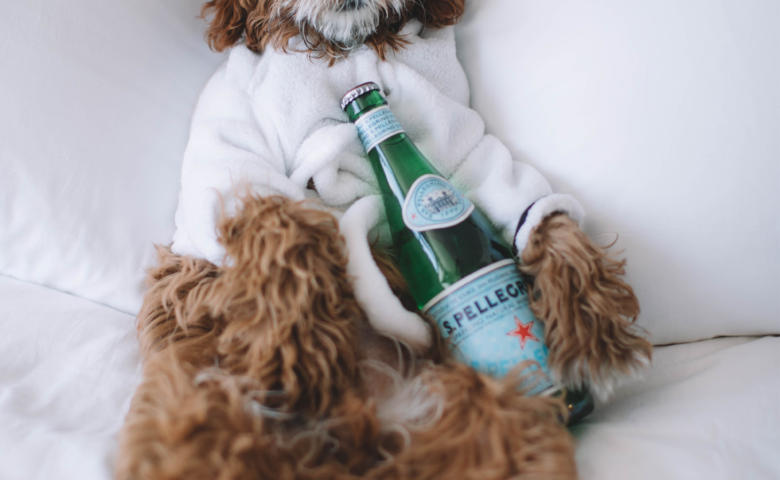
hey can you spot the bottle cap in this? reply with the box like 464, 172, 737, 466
340, 82, 381, 110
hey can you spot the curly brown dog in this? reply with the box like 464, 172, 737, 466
117, 195, 587, 479
117, 0, 652, 477
117, 193, 649, 479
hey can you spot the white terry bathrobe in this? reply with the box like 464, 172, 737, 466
171, 20, 583, 348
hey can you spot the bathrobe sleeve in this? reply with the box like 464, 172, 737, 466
171, 50, 306, 265
448, 134, 585, 257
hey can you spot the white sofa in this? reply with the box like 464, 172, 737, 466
1, 1, 777, 478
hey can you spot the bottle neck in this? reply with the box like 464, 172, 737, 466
347, 92, 406, 154
345, 91, 387, 122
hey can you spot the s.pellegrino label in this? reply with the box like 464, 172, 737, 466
341, 83, 558, 399
424, 260, 555, 395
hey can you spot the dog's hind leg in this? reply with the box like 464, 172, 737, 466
118, 247, 228, 480
116, 349, 293, 480
208, 194, 367, 417
375, 361, 577, 480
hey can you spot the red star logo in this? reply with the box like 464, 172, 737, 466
507, 316, 539, 348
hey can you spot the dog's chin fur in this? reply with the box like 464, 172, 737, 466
118, 195, 578, 480
289, 0, 408, 47
201, 0, 466, 61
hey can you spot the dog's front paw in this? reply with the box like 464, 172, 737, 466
556, 342, 651, 401
210, 194, 366, 416
520, 213, 653, 401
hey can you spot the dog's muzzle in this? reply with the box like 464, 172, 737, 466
338, 0, 366, 11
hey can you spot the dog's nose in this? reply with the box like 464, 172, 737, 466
339, 0, 365, 11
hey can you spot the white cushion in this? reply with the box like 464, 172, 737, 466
0, 1, 224, 313
574, 336, 780, 479
456, 0, 780, 345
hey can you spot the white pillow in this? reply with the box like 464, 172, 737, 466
456, 0, 779, 344
0, 0, 224, 313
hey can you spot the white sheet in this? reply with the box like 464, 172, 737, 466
0, 274, 777, 479
0, 276, 140, 480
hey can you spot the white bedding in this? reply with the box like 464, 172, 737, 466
1, 274, 777, 479
574, 336, 780, 479
0, 275, 140, 480
0, 0, 777, 478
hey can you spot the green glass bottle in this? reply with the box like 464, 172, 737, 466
341, 83, 593, 423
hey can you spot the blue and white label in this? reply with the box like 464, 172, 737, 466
424, 260, 555, 396
354, 106, 405, 152
402, 175, 475, 232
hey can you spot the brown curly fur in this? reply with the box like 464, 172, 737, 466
201, 0, 465, 62
117, 195, 577, 480
211, 196, 365, 416
387, 363, 577, 479
521, 212, 652, 397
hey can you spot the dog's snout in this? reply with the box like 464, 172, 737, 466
339, 0, 366, 12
